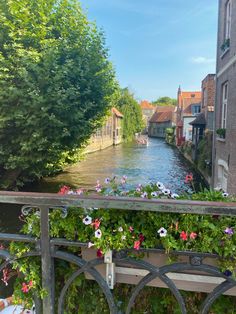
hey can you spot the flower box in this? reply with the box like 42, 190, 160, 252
81, 247, 236, 296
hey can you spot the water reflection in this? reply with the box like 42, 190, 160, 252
33, 138, 206, 193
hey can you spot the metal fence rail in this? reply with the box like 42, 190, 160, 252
0, 191, 236, 314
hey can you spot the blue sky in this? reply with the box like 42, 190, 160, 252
80, 0, 218, 102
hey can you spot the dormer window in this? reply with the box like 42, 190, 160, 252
225, 0, 231, 40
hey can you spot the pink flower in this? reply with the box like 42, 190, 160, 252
95, 180, 102, 192
129, 226, 134, 232
21, 282, 29, 293
121, 175, 127, 184
185, 173, 193, 184
134, 240, 141, 250
76, 189, 83, 195
190, 232, 197, 240
91, 219, 101, 230
58, 185, 70, 195
180, 231, 188, 241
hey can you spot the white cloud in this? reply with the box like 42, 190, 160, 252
190, 57, 215, 64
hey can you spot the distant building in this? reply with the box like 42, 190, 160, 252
182, 103, 201, 141
201, 74, 216, 131
148, 106, 175, 138
175, 87, 202, 146
140, 100, 156, 133
213, 0, 236, 193
85, 108, 123, 153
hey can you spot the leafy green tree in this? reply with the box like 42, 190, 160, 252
0, 0, 117, 188
152, 97, 177, 107
117, 88, 144, 141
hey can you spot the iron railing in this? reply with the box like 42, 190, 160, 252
0, 191, 236, 314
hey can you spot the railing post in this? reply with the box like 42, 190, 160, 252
40, 206, 54, 314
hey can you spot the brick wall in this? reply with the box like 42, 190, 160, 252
201, 74, 216, 131
213, 0, 236, 193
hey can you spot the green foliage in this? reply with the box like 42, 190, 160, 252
152, 96, 177, 107
216, 128, 226, 138
0, 0, 117, 189
7, 178, 236, 312
116, 88, 144, 141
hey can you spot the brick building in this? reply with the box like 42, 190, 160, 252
201, 74, 216, 131
140, 100, 156, 133
175, 87, 202, 146
213, 0, 236, 193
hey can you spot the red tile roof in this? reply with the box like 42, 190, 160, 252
140, 100, 155, 110
149, 107, 175, 123
178, 91, 202, 111
112, 107, 123, 118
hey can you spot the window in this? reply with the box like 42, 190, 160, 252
192, 105, 201, 115
221, 82, 228, 129
225, 0, 231, 40
202, 88, 207, 108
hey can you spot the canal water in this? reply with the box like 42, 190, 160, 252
0, 138, 207, 234
32, 137, 206, 193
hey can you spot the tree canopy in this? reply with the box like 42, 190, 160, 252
116, 88, 144, 141
152, 97, 177, 107
0, 0, 117, 188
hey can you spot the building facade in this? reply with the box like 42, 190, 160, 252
85, 108, 123, 153
140, 100, 156, 133
148, 106, 175, 138
213, 0, 236, 193
201, 74, 216, 131
175, 87, 202, 146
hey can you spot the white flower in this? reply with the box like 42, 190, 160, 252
158, 227, 167, 237
156, 182, 165, 190
171, 193, 180, 199
222, 192, 229, 197
141, 192, 148, 198
118, 227, 123, 232
151, 191, 158, 197
83, 215, 92, 225
67, 190, 75, 195
163, 189, 171, 196
88, 242, 94, 248
121, 235, 126, 241
95, 229, 102, 239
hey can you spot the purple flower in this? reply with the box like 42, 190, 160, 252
104, 177, 110, 184
224, 227, 234, 235
224, 270, 232, 277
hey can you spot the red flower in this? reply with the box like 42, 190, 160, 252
96, 249, 103, 258
139, 233, 145, 243
58, 185, 70, 195
28, 280, 33, 287
134, 240, 141, 250
190, 232, 197, 240
185, 173, 193, 184
91, 219, 101, 230
21, 282, 29, 293
180, 231, 188, 241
